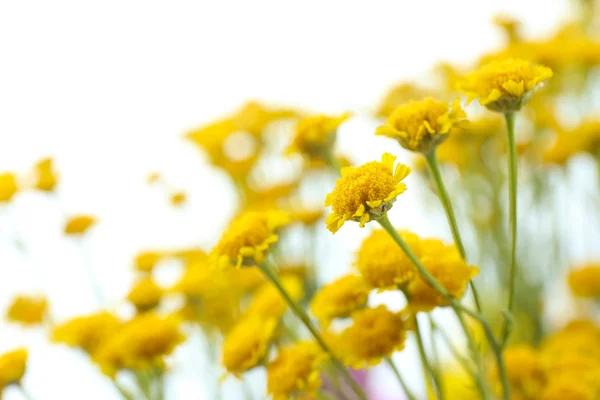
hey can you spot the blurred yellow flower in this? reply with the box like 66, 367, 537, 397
340, 305, 406, 368
64, 215, 96, 236
6, 295, 47, 326
93, 313, 184, 377
492, 14, 523, 43
134, 251, 164, 273
458, 58, 553, 112
324, 153, 410, 233
310, 274, 370, 327
287, 113, 351, 161
127, 276, 163, 312
170, 191, 187, 207
0, 173, 18, 203
355, 229, 421, 290
491, 345, 544, 398
288, 206, 324, 226
267, 341, 326, 400
232, 101, 298, 137
541, 376, 596, 400
407, 239, 479, 312
568, 264, 600, 298
222, 316, 277, 377
0, 348, 27, 388
211, 210, 290, 269
244, 276, 303, 320
52, 312, 122, 353
376, 98, 466, 153
33, 157, 58, 192
376, 82, 436, 118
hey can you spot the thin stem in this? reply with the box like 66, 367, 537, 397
425, 150, 483, 313
18, 385, 36, 400
377, 214, 510, 400
504, 111, 518, 315
258, 261, 367, 400
427, 316, 444, 397
413, 315, 443, 400
385, 357, 417, 400
112, 380, 136, 400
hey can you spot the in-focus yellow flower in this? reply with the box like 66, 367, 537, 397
568, 264, 600, 298
267, 341, 326, 400
64, 215, 96, 236
287, 113, 351, 161
376, 98, 466, 153
93, 313, 184, 377
212, 210, 290, 269
0, 348, 27, 388
244, 276, 303, 320
52, 312, 122, 354
127, 276, 163, 312
34, 157, 58, 192
6, 295, 48, 326
324, 153, 411, 233
458, 58, 553, 112
170, 191, 187, 207
134, 251, 164, 273
0, 173, 18, 203
222, 316, 277, 377
355, 229, 421, 290
340, 305, 406, 368
406, 239, 479, 312
310, 274, 370, 327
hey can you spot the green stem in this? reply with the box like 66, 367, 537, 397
18, 385, 36, 400
377, 214, 510, 400
413, 316, 444, 400
259, 260, 367, 400
424, 150, 482, 313
504, 111, 518, 316
385, 357, 417, 400
112, 380, 136, 400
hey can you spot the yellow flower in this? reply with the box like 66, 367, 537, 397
127, 276, 163, 312
33, 157, 58, 192
244, 276, 303, 319
288, 206, 324, 226
324, 153, 411, 233
232, 101, 298, 137
568, 264, 600, 298
310, 274, 370, 327
64, 215, 96, 236
441, 366, 481, 400
406, 239, 479, 312
541, 320, 600, 361
134, 251, 164, 273
458, 58, 553, 112
222, 316, 277, 376
541, 376, 596, 400
376, 82, 436, 118
287, 113, 351, 161
490, 345, 544, 398
52, 312, 122, 353
93, 313, 184, 377
243, 181, 299, 212
543, 121, 600, 165
170, 191, 187, 207
228, 266, 265, 293
340, 305, 406, 368
212, 210, 290, 269
492, 14, 522, 43
6, 295, 48, 326
0, 348, 27, 388
0, 173, 18, 203
376, 98, 466, 153
267, 342, 326, 400
355, 229, 421, 290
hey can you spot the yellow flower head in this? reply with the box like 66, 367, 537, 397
376, 98, 466, 153
355, 229, 421, 290
458, 58, 553, 112
541, 376, 596, 400
52, 312, 122, 354
34, 157, 58, 192
491, 345, 544, 398
287, 113, 351, 160
127, 276, 163, 312
93, 313, 184, 377
244, 276, 304, 320
541, 320, 600, 361
310, 274, 370, 327
0, 173, 18, 203
64, 215, 96, 236
134, 251, 164, 273
212, 210, 290, 269
170, 191, 187, 207
407, 239, 479, 312
324, 153, 411, 233
267, 342, 326, 400
6, 295, 48, 326
340, 305, 406, 368
568, 264, 600, 299
0, 348, 27, 388
222, 316, 277, 376
232, 101, 298, 137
